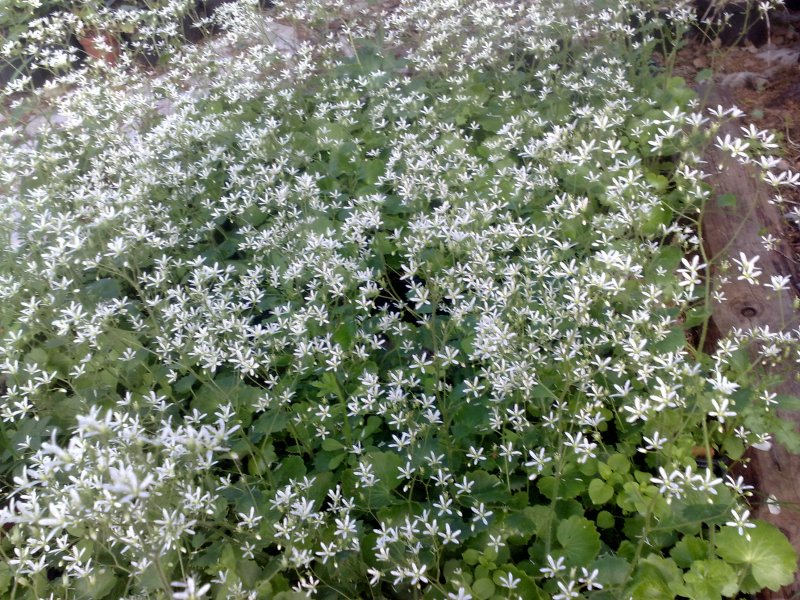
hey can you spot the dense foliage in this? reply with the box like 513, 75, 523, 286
1, 0, 799, 598
1, 0, 202, 92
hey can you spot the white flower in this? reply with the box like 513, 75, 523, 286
497, 571, 521, 590
639, 431, 667, 453
438, 522, 461, 545
767, 494, 782, 515
650, 467, 684, 503
172, 576, 211, 600
765, 274, 792, 292
708, 397, 736, 424
726, 508, 756, 540
715, 134, 750, 160
540, 554, 566, 577
677, 255, 705, 289
105, 463, 155, 503
406, 562, 428, 586
471, 502, 494, 526
579, 567, 603, 590
733, 252, 762, 285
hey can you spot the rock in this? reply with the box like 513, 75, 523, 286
756, 47, 800, 66
718, 71, 770, 89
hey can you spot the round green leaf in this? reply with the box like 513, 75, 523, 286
716, 521, 797, 592
557, 516, 600, 565
471, 577, 495, 600
606, 453, 631, 474
588, 479, 614, 505
596, 510, 615, 529
463, 549, 481, 566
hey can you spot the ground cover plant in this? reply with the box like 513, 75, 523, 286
0, 0, 205, 92
1, 0, 800, 598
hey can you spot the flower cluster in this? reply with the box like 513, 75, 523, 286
1, 400, 237, 595
0, 0, 799, 598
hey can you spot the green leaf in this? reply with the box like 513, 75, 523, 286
251, 408, 289, 438
367, 450, 403, 490
471, 578, 495, 600
452, 402, 490, 440
596, 510, 615, 529
629, 569, 672, 600
683, 305, 710, 328
84, 278, 123, 301
327, 452, 346, 470
651, 328, 687, 354
174, 373, 198, 394
717, 521, 797, 591
311, 372, 342, 399
25, 346, 49, 367
721, 435, 745, 461
629, 555, 685, 599
0, 563, 10, 596
331, 321, 356, 350
238, 559, 261, 587
588, 479, 614, 505
321, 438, 344, 452
684, 559, 739, 600
463, 549, 481, 566
770, 417, 800, 454
538, 472, 585, 500
645, 172, 668, 192
717, 193, 737, 208
775, 394, 800, 411
192, 540, 223, 567
523, 505, 554, 538
470, 470, 508, 503
74, 568, 118, 599
502, 508, 537, 544
592, 555, 630, 587
275, 456, 307, 485
671, 536, 709, 568
557, 516, 600, 566
697, 68, 714, 82
650, 245, 682, 274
